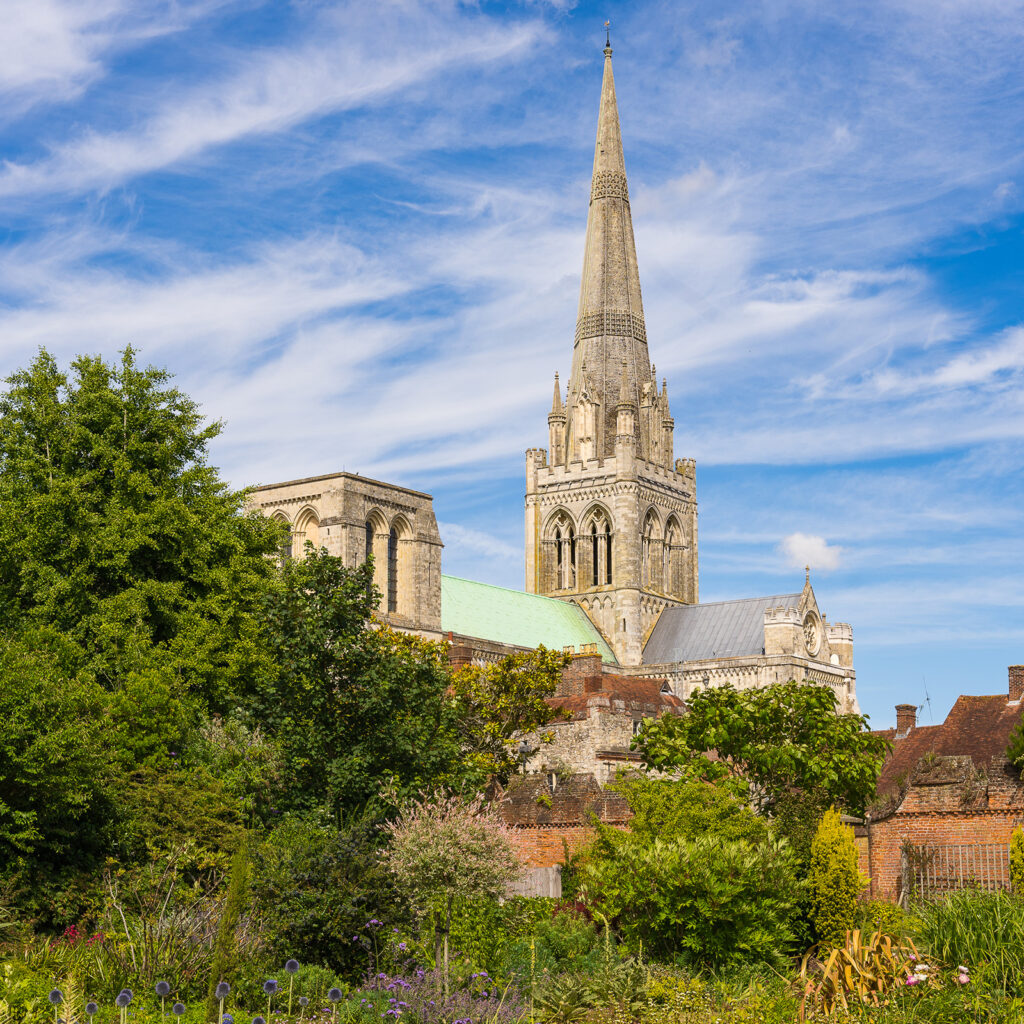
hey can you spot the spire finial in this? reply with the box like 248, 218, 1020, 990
604, 19, 611, 55
805, 565, 810, 584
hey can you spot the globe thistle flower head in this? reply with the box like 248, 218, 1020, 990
155, 982, 171, 997
298, 996, 309, 1007
115, 991, 132, 1008
252, 1017, 266, 1024
85, 1003, 98, 1017
222, 1015, 234, 1024
49, 990, 64, 1005
263, 979, 278, 995
172, 1004, 186, 1016
327, 988, 343, 1003
284, 959, 300, 975
215, 982, 230, 999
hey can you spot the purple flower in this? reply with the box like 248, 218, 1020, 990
85, 1003, 98, 1016
215, 983, 230, 1000
263, 980, 279, 995
285, 959, 300, 974
172, 1004, 185, 1016
155, 982, 171, 997
48, 991, 64, 1006
116, 991, 133, 1008
327, 989, 343, 1003
251, 1017, 264, 1024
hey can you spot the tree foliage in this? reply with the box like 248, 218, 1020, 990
448, 646, 571, 783
634, 680, 889, 816
609, 775, 770, 847
808, 807, 864, 949
0, 347, 282, 709
254, 550, 480, 815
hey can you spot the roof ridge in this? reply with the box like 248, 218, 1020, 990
669, 593, 803, 609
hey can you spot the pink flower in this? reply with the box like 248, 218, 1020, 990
958, 973, 970, 985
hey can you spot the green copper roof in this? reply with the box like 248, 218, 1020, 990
441, 575, 616, 665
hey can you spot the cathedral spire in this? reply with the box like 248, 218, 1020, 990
566, 42, 651, 460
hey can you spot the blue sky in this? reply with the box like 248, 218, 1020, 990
1, 0, 1022, 728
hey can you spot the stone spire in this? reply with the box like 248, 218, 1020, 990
565, 41, 651, 461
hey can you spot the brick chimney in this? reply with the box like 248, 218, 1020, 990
895, 703, 917, 735
1009, 665, 1024, 703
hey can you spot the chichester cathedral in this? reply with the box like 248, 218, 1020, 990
249, 44, 859, 732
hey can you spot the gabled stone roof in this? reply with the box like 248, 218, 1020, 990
643, 593, 801, 664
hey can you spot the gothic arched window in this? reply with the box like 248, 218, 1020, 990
665, 516, 683, 598
388, 527, 399, 612
641, 510, 661, 590
582, 507, 613, 587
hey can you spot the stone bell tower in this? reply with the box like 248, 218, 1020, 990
525, 41, 698, 666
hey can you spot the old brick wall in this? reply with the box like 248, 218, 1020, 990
508, 825, 601, 868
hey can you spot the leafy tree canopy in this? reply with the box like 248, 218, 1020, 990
255, 549, 482, 816
633, 681, 889, 817
610, 774, 770, 847
0, 348, 283, 709
449, 646, 571, 784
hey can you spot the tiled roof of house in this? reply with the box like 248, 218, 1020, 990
874, 695, 1023, 797
552, 677, 683, 718
643, 593, 801, 664
440, 575, 616, 664
499, 772, 631, 826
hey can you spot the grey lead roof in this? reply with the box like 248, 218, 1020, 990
642, 594, 802, 665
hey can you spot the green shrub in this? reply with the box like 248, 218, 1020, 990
498, 907, 604, 982
912, 888, 1024, 996
1010, 826, 1024, 894
250, 813, 410, 980
857, 898, 906, 938
808, 807, 863, 948
577, 830, 800, 971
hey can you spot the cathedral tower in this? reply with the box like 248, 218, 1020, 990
525, 42, 698, 665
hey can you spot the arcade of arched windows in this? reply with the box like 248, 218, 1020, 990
541, 507, 614, 592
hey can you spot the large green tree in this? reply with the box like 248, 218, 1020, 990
254, 549, 480, 815
0, 348, 282, 708
634, 681, 889, 817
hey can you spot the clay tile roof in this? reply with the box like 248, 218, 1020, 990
548, 676, 683, 718
874, 694, 1023, 797
498, 772, 631, 826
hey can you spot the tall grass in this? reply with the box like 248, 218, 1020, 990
913, 889, 1024, 995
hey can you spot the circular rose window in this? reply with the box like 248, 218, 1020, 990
803, 614, 821, 656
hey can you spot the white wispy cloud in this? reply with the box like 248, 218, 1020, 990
779, 533, 843, 571
0, 9, 543, 199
